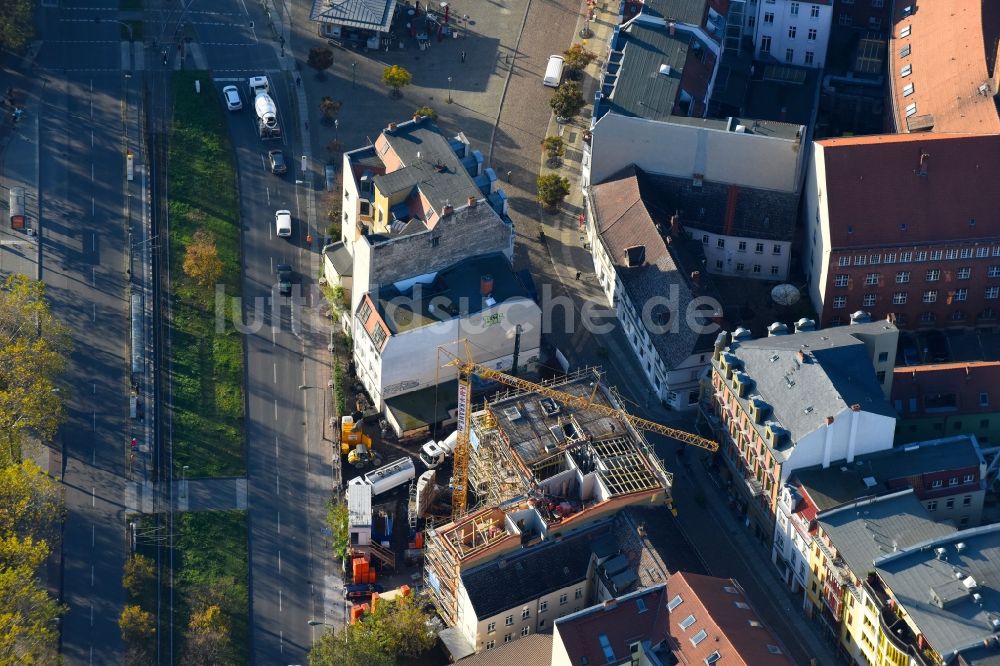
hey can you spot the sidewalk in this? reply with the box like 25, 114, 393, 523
0, 44, 43, 281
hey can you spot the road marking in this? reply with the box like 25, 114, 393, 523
92, 488, 96, 507
275, 473, 279, 494
91, 233, 95, 251
277, 511, 280, 534
91, 565, 94, 586
271, 326, 276, 346
91, 130, 94, 147
92, 303, 96, 321
265, 186, 270, 205
273, 363, 277, 383
270, 256, 273, 273
91, 267, 95, 286
89, 646, 93, 665
93, 382, 96, 394
92, 448, 96, 465
275, 435, 279, 460
91, 524, 95, 547
278, 550, 281, 573
91, 196, 95, 215
274, 399, 278, 420
92, 411, 96, 431
91, 163, 94, 181
90, 602, 94, 626
278, 587, 282, 612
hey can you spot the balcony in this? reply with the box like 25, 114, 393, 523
866, 579, 938, 666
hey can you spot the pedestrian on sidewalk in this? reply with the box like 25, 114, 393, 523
461, 50, 466, 63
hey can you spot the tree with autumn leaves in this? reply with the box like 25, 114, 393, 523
309, 594, 437, 665
182, 229, 224, 293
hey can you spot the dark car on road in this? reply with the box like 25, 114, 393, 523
926, 330, 949, 363
276, 264, 293, 296
268, 149, 287, 175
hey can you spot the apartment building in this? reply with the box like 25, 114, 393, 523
704, 320, 898, 543
352, 252, 542, 413
830, 0, 890, 37
803, 133, 1000, 329
809, 491, 956, 664
774, 433, 988, 604
751, 0, 833, 69
887, 1, 1000, 134
892, 362, 1000, 445
585, 166, 720, 410
326, 116, 513, 315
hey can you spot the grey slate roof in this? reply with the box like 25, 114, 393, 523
817, 491, 956, 579
795, 435, 984, 511
604, 16, 690, 122
639, 0, 707, 25
725, 322, 897, 455
323, 241, 353, 276
591, 166, 705, 370
374, 121, 482, 216
641, 172, 799, 242
461, 525, 608, 619
874, 524, 1000, 662
310, 0, 396, 31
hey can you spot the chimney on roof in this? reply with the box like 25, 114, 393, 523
851, 404, 861, 412
467, 196, 477, 208
669, 214, 682, 237
442, 204, 454, 217
603, 598, 618, 610
825, 416, 834, 426
668, 21, 676, 35
918, 152, 930, 177
690, 271, 700, 285
480, 274, 494, 297
387, 122, 397, 133
796, 350, 807, 363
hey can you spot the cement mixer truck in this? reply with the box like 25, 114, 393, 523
248, 76, 282, 139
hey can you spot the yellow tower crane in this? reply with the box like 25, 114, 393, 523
442, 348, 718, 519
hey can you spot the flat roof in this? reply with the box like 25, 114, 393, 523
323, 240, 353, 276
309, 0, 396, 31
385, 379, 458, 434
639, 0, 705, 25
373, 253, 530, 334
875, 524, 1000, 660
795, 435, 983, 511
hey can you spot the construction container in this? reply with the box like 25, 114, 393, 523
352, 558, 369, 582
399, 584, 411, 597
350, 603, 368, 624
415, 532, 424, 549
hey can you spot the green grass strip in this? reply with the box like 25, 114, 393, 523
168, 70, 245, 478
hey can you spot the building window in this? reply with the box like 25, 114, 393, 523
930, 250, 943, 260
952, 310, 967, 322
905, 101, 919, 116
486, 640, 496, 650
505, 615, 514, 626
901, 64, 912, 77
702, 234, 709, 244
690, 629, 708, 646
521, 626, 530, 637
986, 286, 1000, 300
488, 622, 496, 633
576, 588, 584, 600
981, 307, 998, 320
963, 495, 972, 506
855, 255, 867, 266
863, 293, 876, 307
788, 26, 797, 39
679, 613, 697, 630
977, 247, 990, 258
923, 290, 937, 303
872, 0, 884, 7
946, 249, 959, 259
504, 633, 513, 643
835, 274, 849, 287
955, 288, 968, 302
539, 601, 547, 613
949, 477, 958, 487
559, 593, 568, 605
760, 36, 772, 53
833, 296, 847, 309
839, 13, 852, 26
865, 273, 879, 286
773, 244, 782, 255
903, 82, 914, 96
771, 265, 780, 275
926, 269, 940, 282
811, 5, 820, 18
522, 608, 530, 619
738, 241, 747, 252
807, 28, 817, 40
764, 12, 774, 24
878, 351, 889, 362
753, 264, 762, 274
755, 242, 765, 254
706, 652, 722, 665
900, 252, 913, 263
805, 50, 814, 64
931, 479, 942, 489
736, 262, 745, 272
899, 44, 911, 58
981, 392, 990, 407
900, 24, 911, 37
715, 260, 724, 270
717, 238, 725, 248
927, 500, 937, 512
958, 267, 971, 280
988, 266, 1000, 278
961, 248, 973, 258
839, 256, 850, 267
920, 312, 936, 324
896, 271, 910, 284
885, 253, 896, 264
790, 2, 799, 15
892, 292, 907, 305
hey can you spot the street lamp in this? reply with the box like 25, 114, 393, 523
447, 76, 453, 103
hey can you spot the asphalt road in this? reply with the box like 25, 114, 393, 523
189, 2, 332, 661
31, 8, 138, 664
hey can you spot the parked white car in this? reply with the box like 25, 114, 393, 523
275, 210, 292, 238
222, 85, 242, 111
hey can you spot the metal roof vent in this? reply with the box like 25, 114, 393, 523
934, 547, 947, 560
659, 64, 672, 76
956, 542, 967, 553
503, 406, 522, 421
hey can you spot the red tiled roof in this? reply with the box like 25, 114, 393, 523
668, 572, 795, 666
555, 586, 671, 665
891, 361, 1000, 416
456, 633, 552, 666
815, 133, 1000, 249
889, 1, 1000, 134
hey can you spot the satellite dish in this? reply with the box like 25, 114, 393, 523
771, 284, 800, 306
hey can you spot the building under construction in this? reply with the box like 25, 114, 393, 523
424, 369, 675, 630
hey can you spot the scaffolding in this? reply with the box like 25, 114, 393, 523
468, 408, 524, 510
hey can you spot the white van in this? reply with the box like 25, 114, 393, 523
543, 55, 565, 88
275, 210, 292, 238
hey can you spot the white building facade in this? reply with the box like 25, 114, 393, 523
751, 0, 833, 69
